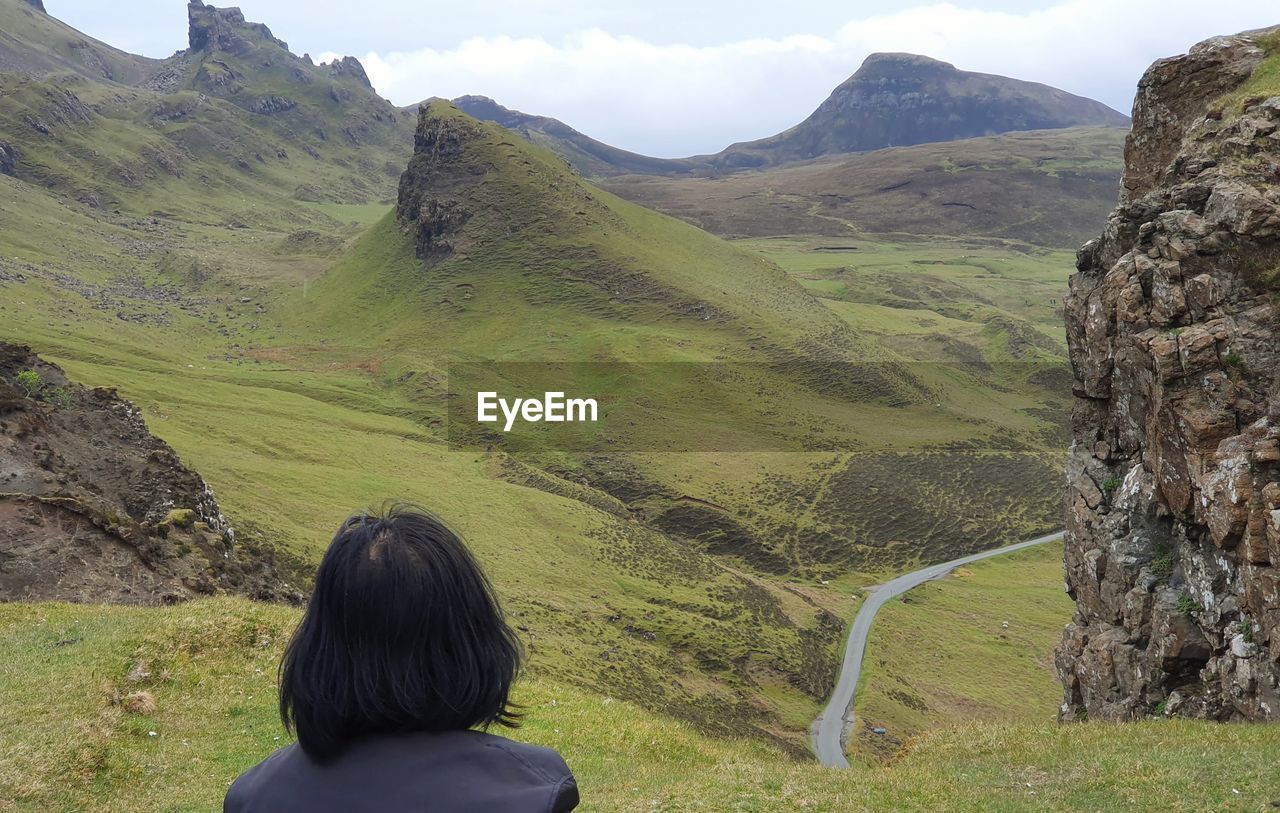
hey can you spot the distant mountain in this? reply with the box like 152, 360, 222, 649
460, 53, 1129, 177
452, 95, 696, 176
704, 53, 1131, 170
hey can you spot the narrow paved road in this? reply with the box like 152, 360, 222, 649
810, 531, 1065, 768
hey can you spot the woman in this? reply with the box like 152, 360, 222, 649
225, 504, 579, 812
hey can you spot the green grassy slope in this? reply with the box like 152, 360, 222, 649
0, 0, 413, 228
3, 598, 1278, 812
604, 127, 1126, 248
0, 0, 156, 83
854, 542, 1073, 761
0, 162, 860, 754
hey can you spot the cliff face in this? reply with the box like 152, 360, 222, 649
0, 344, 298, 605
1058, 27, 1280, 721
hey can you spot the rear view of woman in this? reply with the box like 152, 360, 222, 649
225, 505, 578, 812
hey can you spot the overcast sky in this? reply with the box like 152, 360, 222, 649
45, 0, 1279, 157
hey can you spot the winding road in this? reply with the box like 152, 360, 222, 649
810, 531, 1065, 768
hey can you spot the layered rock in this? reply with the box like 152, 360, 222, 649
0, 344, 298, 604
1058, 28, 1280, 721
396, 105, 479, 261
187, 0, 289, 55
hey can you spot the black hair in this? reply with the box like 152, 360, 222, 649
279, 503, 523, 763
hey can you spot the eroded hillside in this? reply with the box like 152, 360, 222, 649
0, 343, 296, 603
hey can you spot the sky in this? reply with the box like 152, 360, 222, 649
44, 0, 1280, 157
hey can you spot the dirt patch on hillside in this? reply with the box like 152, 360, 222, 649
0, 343, 300, 605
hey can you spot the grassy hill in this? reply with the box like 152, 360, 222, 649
0, 0, 156, 83
603, 127, 1126, 248
3, 597, 1278, 812
452, 94, 699, 177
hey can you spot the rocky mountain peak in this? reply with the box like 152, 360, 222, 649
326, 55, 372, 88
25, 0, 45, 12
1058, 26, 1280, 723
851, 52, 956, 78
187, 1, 289, 55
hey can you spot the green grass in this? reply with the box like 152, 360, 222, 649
853, 542, 1073, 760
603, 127, 1125, 248
2, 598, 1278, 813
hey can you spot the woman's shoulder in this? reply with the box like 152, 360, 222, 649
225, 732, 578, 813
467, 731, 574, 783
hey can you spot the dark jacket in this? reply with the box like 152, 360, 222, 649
224, 730, 578, 813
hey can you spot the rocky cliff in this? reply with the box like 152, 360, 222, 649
0, 344, 298, 604
1058, 27, 1280, 721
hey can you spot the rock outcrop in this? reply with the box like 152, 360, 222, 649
0, 344, 298, 605
396, 105, 479, 261
25, 0, 45, 12
187, 0, 288, 55
0, 142, 16, 175
1058, 27, 1280, 722
327, 56, 372, 89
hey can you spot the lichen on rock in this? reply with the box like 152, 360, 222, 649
1058, 26, 1280, 722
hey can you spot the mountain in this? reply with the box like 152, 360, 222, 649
458, 53, 1129, 177
0, 0, 157, 83
452, 94, 697, 176
0, 0, 413, 225
704, 53, 1130, 170
0, 0, 1071, 767
1060, 26, 1280, 722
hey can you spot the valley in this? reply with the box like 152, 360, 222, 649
2, 1, 1279, 810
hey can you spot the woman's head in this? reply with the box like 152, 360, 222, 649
280, 504, 522, 762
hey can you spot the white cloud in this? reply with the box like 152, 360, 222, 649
345, 0, 1278, 157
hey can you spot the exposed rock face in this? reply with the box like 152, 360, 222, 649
25, 0, 45, 12
0, 344, 298, 605
328, 56, 372, 88
250, 95, 298, 116
395, 106, 479, 261
1059, 28, 1280, 722
0, 142, 16, 175
187, 0, 289, 55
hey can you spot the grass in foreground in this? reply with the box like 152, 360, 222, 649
1, 598, 1277, 812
